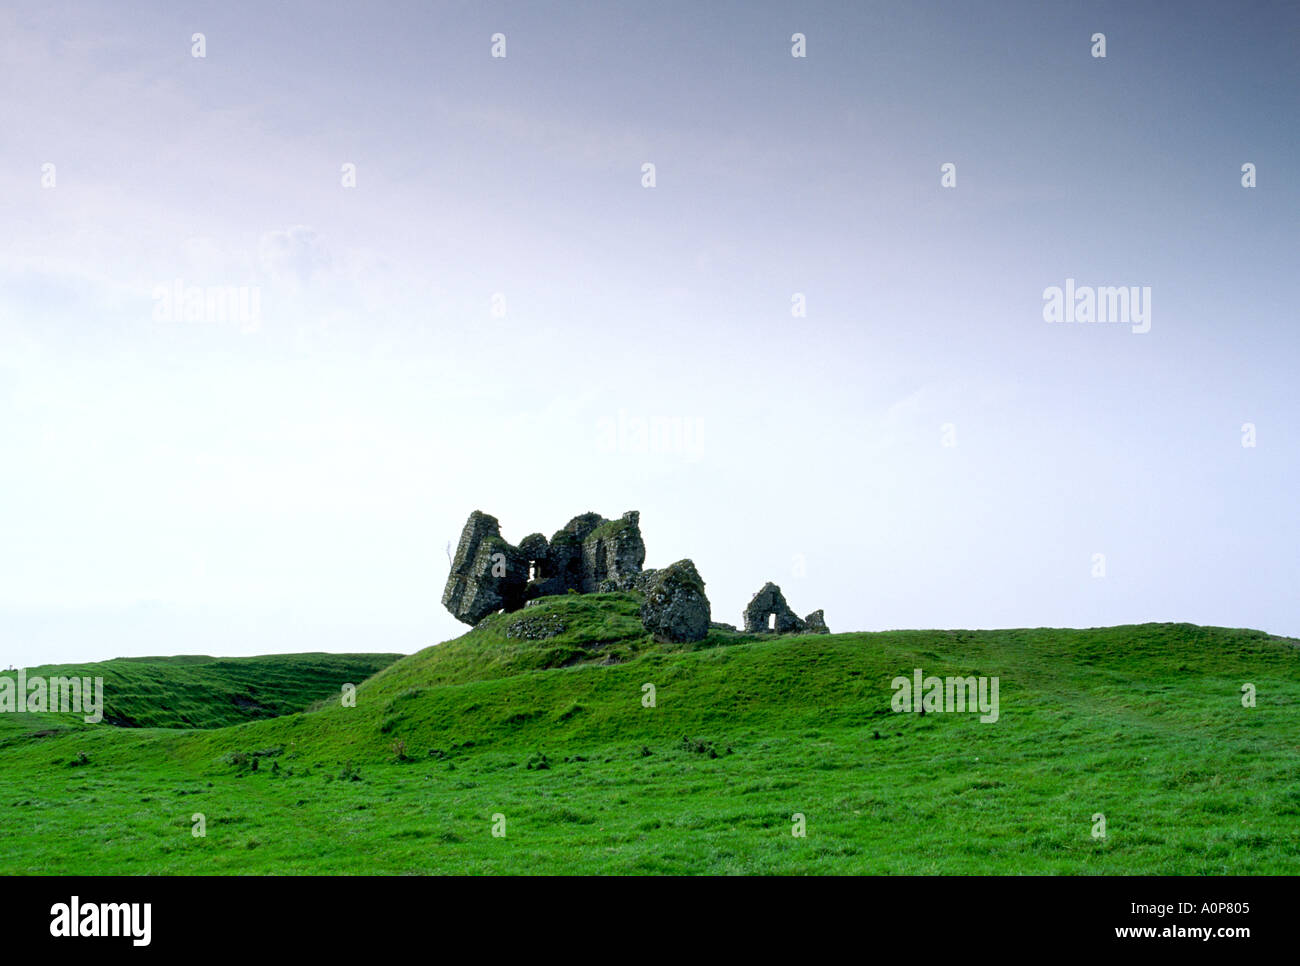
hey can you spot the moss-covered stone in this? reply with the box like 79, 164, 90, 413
640, 559, 711, 643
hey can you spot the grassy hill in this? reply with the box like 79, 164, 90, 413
0, 594, 1296, 875
0, 652, 402, 730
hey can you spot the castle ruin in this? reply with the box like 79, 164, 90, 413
442, 509, 827, 642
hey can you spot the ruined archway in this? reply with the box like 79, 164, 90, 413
742, 582, 828, 635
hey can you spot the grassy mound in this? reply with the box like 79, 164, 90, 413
0, 596, 1295, 874
0, 651, 402, 731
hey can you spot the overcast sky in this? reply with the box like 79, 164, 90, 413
2, 0, 1297, 667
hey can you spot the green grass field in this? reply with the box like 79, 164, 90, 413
2, 593, 1296, 874
0, 652, 402, 729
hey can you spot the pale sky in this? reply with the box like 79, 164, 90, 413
2, 0, 1297, 667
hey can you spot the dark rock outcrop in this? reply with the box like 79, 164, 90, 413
639, 559, 711, 643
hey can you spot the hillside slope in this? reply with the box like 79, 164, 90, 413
0, 652, 402, 731
1, 596, 1296, 874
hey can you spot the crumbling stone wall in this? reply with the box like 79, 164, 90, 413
441, 511, 529, 625
443, 509, 646, 625
742, 582, 829, 635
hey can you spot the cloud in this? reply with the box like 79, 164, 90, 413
257, 226, 332, 289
